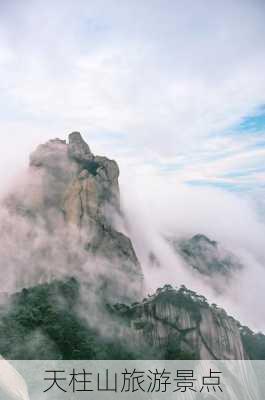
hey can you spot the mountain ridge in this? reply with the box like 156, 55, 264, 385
0, 132, 263, 360
1, 277, 264, 360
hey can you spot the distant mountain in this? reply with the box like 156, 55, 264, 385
167, 234, 243, 289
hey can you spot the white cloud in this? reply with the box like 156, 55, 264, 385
0, 1, 264, 197
121, 174, 265, 330
0, 1, 265, 138
0, 1, 265, 330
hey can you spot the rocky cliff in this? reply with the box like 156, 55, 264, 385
112, 284, 247, 360
4, 132, 143, 302
1, 132, 262, 360
28, 132, 120, 230
1, 278, 264, 360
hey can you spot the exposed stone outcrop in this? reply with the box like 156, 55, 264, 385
114, 285, 246, 360
1, 132, 257, 360
4, 132, 143, 302
68, 131, 93, 162
28, 132, 120, 221
2, 277, 263, 360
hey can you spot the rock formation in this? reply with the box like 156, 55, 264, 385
2, 278, 263, 360
1, 132, 263, 361
28, 132, 120, 224
113, 284, 246, 360
167, 234, 243, 293
4, 132, 143, 302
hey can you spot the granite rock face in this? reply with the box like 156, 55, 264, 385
114, 285, 246, 360
5, 132, 143, 301
28, 132, 120, 221
68, 131, 93, 162
2, 278, 262, 360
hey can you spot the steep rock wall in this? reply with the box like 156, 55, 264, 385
114, 286, 246, 360
4, 132, 143, 301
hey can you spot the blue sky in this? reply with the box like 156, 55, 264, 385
182, 108, 265, 191
235, 105, 265, 132
0, 0, 265, 212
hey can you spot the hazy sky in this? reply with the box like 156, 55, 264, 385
1, 0, 265, 330
0, 0, 265, 210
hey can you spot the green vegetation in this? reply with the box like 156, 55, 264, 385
240, 326, 265, 360
1, 279, 264, 360
0, 278, 140, 359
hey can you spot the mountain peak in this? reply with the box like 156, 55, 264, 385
4, 133, 143, 301
68, 131, 93, 163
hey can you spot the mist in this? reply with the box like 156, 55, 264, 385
0, 134, 264, 336
120, 174, 265, 332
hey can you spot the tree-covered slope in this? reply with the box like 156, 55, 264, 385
0, 278, 141, 359
1, 278, 264, 360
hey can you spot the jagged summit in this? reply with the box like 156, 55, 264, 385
68, 131, 93, 162
4, 132, 143, 302
24, 132, 121, 226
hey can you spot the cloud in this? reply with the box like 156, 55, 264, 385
0, 0, 265, 332
119, 173, 265, 331
0, 2, 265, 136
0, 0, 265, 206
